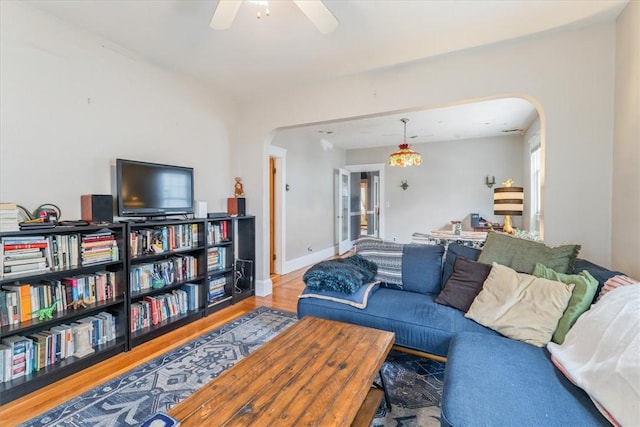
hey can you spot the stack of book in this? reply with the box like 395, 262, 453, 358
207, 247, 226, 271
0, 203, 20, 232
130, 290, 188, 332
80, 230, 118, 266
0, 312, 117, 381
208, 276, 228, 304
207, 221, 229, 244
1, 235, 51, 279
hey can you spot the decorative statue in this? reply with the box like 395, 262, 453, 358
234, 177, 245, 197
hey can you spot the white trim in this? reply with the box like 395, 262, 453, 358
269, 145, 287, 275
255, 278, 273, 297
344, 163, 386, 239
282, 246, 335, 274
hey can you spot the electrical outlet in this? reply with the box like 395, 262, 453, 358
308, 246, 313, 252
392, 237, 397, 242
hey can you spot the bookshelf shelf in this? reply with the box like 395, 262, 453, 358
0, 215, 256, 404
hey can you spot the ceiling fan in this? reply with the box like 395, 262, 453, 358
210, 0, 339, 34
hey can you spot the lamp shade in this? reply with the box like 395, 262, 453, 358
494, 186, 524, 216
388, 144, 423, 167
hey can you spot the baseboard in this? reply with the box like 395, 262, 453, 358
255, 278, 273, 297
282, 246, 335, 274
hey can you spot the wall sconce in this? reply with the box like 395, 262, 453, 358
485, 175, 496, 188
400, 180, 409, 191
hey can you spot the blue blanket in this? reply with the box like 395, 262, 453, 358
303, 254, 378, 294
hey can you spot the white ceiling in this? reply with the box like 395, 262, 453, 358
25, 0, 627, 149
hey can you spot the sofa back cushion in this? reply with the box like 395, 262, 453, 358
402, 244, 445, 295
441, 243, 482, 284
355, 237, 445, 294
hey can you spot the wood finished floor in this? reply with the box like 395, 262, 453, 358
0, 267, 307, 426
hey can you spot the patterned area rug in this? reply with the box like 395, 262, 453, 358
21, 308, 445, 427
373, 351, 445, 427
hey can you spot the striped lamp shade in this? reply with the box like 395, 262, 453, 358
494, 186, 524, 216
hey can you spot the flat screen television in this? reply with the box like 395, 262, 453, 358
116, 158, 194, 217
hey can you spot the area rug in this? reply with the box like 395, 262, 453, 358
21, 307, 445, 427
373, 351, 445, 427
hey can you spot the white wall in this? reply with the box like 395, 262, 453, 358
236, 23, 617, 285
346, 135, 524, 243
0, 2, 236, 220
270, 135, 345, 260
612, 1, 640, 279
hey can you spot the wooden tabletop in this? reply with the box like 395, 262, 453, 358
168, 316, 395, 426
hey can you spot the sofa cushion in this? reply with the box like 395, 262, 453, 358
441, 332, 610, 427
297, 287, 499, 358
354, 236, 403, 286
401, 244, 445, 295
441, 243, 481, 285
532, 263, 598, 344
548, 284, 640, 427
477, 231, 580, 274
436, 257, 491, 312
465, 263, 574, 347
298, 281, 380, 309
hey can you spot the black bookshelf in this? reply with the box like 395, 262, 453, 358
0, 215, 257, 404
0, 224, 127, 404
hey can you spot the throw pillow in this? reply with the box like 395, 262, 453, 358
302, 254, 377, 294
477, 231, 580, 274
465, 262, 574, 347
436, 257, 491, 312
298, 282, 380, 309
401, 244, 445, 295
532, 263, 599, 344
354, 236, 403, 286
597, 274, 639, 301
441, 243, 482, 285
548, 284, 640, 427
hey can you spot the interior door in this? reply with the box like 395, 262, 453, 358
334, 168, 352, 254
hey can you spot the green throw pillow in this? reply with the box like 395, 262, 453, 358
477, 232, 580, 274
533, 263, 598, 344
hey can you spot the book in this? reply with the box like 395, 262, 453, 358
2, 283, 32, 322
1, 335, 30, 379
0, 343, 11, 383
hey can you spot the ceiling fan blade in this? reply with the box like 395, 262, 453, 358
293, 0, 338, 34
210, 0, 242, 30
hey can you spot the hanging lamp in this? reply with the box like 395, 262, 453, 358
388, 118, 422, 167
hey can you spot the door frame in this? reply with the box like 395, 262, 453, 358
269, 146, 287, 275
344, 163, 386, 240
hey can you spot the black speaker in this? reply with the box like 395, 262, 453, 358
227, 197, 246, 216
81, 194, 114, 224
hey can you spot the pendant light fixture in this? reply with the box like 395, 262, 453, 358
388, 118, 422, 167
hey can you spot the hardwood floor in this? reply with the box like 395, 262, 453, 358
0, 267, 307, 426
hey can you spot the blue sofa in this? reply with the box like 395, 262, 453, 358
297, 241, 619, 426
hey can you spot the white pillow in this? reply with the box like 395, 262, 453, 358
465, 262, 574, 347
548, 284, 640, 427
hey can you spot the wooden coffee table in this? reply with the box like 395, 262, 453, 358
168, 316, 395, 426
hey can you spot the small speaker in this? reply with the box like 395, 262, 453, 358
195, 200, 208, 219
81, 194, 114, 224
227, 197, 246, 216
